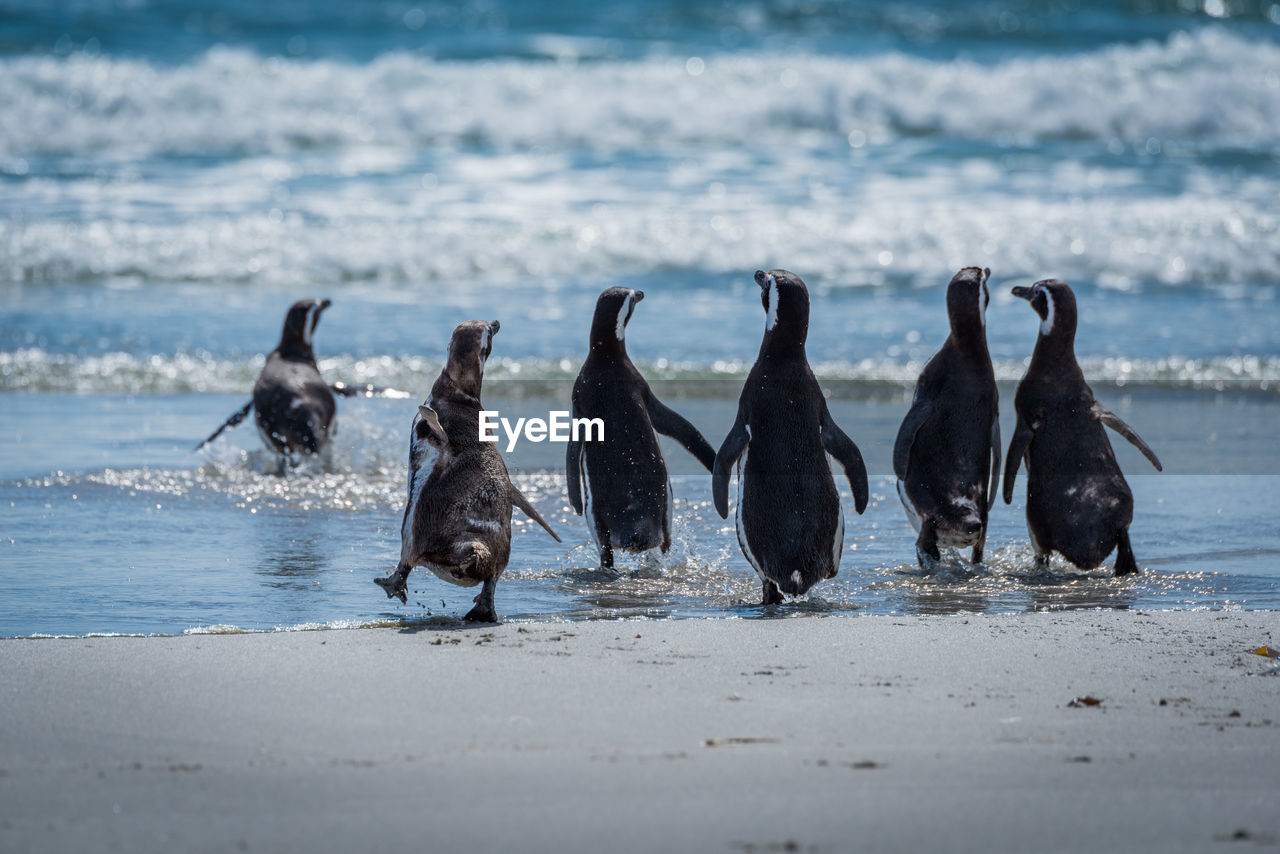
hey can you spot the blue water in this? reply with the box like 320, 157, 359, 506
2, 0, 1278, 635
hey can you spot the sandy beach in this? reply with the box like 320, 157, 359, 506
1, 610, 1276, 853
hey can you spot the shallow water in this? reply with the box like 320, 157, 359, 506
2, 0, 1278, 635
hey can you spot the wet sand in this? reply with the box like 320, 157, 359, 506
1, 610, 1277, 853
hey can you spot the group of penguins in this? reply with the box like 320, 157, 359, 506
199, 267, 1163, 622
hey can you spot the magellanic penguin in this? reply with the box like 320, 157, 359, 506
251, 298, 336, 460
194, 298, 406, 462
375, 320, 561, 623
712, 269, 869, 605
1003, 279, 1162, 575
567, 287, 716, 569
894, 267, 1000, 569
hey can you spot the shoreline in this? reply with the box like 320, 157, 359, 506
2, 610, 1277, 853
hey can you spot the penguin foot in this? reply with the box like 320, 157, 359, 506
915, 546, 942, 574
464, 579, 499, 623
761, 579, 785, 606
373, 575, 408, 604
463, 602, 498, 623
1114, 529, 1139, 576
915, 520, 941, 572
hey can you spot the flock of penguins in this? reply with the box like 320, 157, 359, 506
198, 267, 1163, 622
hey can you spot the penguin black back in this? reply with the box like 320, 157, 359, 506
252, 298, 336, 458
1003, 279, 1162, 574
712, 269, 868, 604
893, 267, 1000, 567
567, 287, 715, 568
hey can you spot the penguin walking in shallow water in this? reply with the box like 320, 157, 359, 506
894, 267, 1001, 569
567, 287, 716, 569
375, 320, 560, 623
251, 299, 336, 460
194, 298, 405, 464
712, 269, 869, 605
1003, 279, 1163, 575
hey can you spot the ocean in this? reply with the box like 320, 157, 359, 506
2, 0, 1278, 636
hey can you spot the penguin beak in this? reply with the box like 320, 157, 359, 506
1011, 286, 1033, 301
489, 320, 500, 335
753, 270, 768, 290
632, 290, 644, 303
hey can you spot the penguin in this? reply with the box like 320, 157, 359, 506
1003, 279, 1163, 575
194, 298, 405, 461
893, 267, 1001, 569
566, 287, 716, 569
251, 298, 336, 460
712, 269, 869, 605
375, 320, 561, 622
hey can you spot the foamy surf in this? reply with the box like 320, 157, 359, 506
2, 30, 1277, 157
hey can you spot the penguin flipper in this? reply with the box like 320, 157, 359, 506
821, 407, 869, 514
193, 400, 254, 451
892, 399, 932, 480
1093, 403, 1162, 471
1003, 415, 1034, 504
511, 486, 562, 542
987, 410, 1002, 511
647, 393, 716, 471
712, 412, 750, 519
566, 435, 584, 515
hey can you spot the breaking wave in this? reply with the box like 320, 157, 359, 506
1, 29, 1277, 158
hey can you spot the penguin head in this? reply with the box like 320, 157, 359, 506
945, 267, 991, 342
754, 269, 809, 346
589, 286, 644, 349
445, 319, 500, 397
1012, 278, 1077, 342
278, 298, 331, 358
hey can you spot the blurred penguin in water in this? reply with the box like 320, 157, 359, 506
194, 298, 405, 468
894, 267, 1001, 570
712, 269, 869, 605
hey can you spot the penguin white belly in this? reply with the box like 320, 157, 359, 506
734, 450, 767, 583
581, 451, 599, 549
424, 563, 482, 588
400, 446, 441, 562
829, 494, 844, 576
896, 479, 923, 534
665, 476, 674, 536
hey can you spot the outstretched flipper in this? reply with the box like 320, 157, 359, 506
512, 486, 562, 542
820, 405, 869, 514
1093, 403, 1162, 471
712, 411, 750, 519
193, 400, 254, 451
647, 394, 716, 471
1003, 414, 1035, 504
330, 382, 411, 399
987, 406, 1002, 510
892, 398, 931, 480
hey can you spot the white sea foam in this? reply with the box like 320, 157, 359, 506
4, 348, 1275, 394
1, 30, 1277, 156
2, 171, 1277, 288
